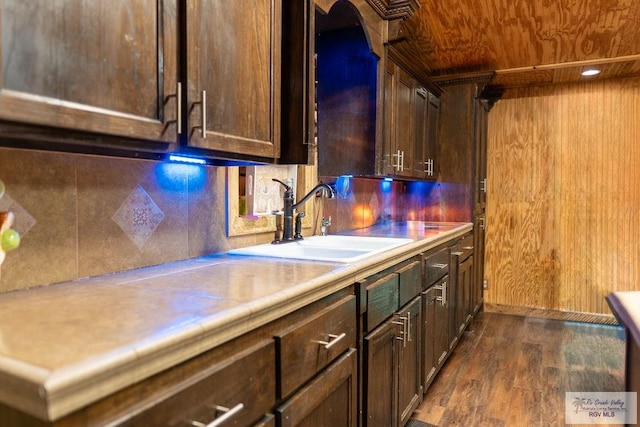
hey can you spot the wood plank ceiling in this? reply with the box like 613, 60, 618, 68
390, 0, 640, 89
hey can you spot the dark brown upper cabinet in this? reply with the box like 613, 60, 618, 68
0, 0, 179, 150
382, 57, 440, 180
184, 1, 281, 161
0, 0, 313, 164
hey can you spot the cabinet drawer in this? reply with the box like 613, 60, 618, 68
424, 247, 449, 286
365, 272, 400, 332
452, 234, 474, 262
276, 348, 358, 427
275, 295, 356, 399
398, 259, 422, 308
121, 340, 275, 427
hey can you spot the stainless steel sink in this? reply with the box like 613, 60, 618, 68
227, 235, 413, 263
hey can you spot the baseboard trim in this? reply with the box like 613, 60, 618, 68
483, 303, 618, 325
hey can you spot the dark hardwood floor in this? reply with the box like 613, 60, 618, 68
411, 312, 626, 426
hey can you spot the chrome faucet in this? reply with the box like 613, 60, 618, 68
272, 179, 334, 243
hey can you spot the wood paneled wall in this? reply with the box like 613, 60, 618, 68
485, 77, 640, 316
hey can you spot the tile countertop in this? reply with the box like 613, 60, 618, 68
0, 221, 472, 422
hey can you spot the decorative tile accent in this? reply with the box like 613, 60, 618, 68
112, 185, 164, 249
0, 193, 36, 236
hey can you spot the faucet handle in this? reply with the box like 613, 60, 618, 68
294, 211, 305, 240
272, 211, 283, 244
321, 216, 332, 236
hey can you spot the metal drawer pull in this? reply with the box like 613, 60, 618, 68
317, 332, 346, 350
463, 246, 474, 250
432, 263, 447, 269
451, 251, 463, 256
191, 403, 244, 427
406, 311, 412, 343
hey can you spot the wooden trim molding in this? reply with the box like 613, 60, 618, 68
365, 0, 419, 20
429, 70, 496, 87
484, 303, 618, 326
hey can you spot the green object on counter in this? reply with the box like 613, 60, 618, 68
1, 229, 20, 252
0, 179, 5, 199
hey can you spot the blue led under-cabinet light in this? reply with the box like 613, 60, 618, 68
168, 154, 207, 165
381, 178, 393, 193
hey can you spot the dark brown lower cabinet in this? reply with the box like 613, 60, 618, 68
363, 297, 422, 427
275, 348, 358, 427
363, 318, 397, 427
458, 254, 474, 331
422, 275, 449, 390
397, 297, 423, 426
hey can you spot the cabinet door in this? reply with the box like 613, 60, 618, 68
382, 60, 396, 176
473, 96, 489, 214
397, 297, 422, 426
460, 255, 474, 327
394, 69, 414, 178
276, 348, 358, 427
426, 92, 440, 178
413, 86, 428, 179
473, 215, 486, 314
448, 255, 459, 350
433, 276, 450, 370
363, 320, 398, 427
422, 286, 437, 389
0, 0, 178, 144
185, 0, 280, 159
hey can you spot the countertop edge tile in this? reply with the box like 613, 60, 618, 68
607, 291, 640, 345
0, 356, 51, 420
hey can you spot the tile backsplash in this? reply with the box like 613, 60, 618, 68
321, 176, 472, 234
1, 147, 470, 293
0, 147, 236, 292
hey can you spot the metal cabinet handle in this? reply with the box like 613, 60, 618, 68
451, 251, 463, 256
479, 216, 486, 230
191, 403, 244, 427
432, 263, 447, 269
393, 316, 408, 347
176, 82, 182, 134
480, 178, 487, 193
317, 332, 346, 350
200, 90, 207, 138
406, 311, 412, 343
392, 150, 403, 172
434, 281, 447, 306
423, 158, 434, 176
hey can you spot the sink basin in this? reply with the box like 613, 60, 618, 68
227, 235, 413, 263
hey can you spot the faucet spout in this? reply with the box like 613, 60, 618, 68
271, 179, 334, 243
292, 182, 334, 210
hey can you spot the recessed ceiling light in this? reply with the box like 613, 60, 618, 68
581, 69, 601, 76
